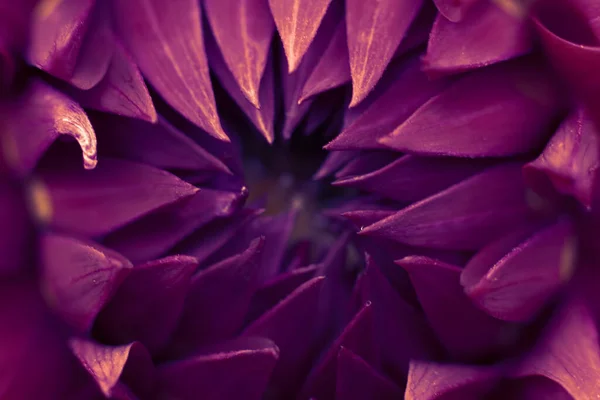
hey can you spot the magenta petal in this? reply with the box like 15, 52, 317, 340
433, 0, 480, 22
72, 40, 157, 123
360, 163, 531, 250
464, 219, 575, 322
27, 0, 95, 80
4, 79, 97, 174
325, 57, 449, 151
95, 255, 198, 353
205, 0, 273, 107
397, 256, 512, 359
169, 238, 264, 355
243, 276, 325, 396
512, 298, 600, 398
346, 0, 423, 106
380, 59, 561, 157
70, 339, 153, 398
524, 109, 599, 209
157, 337, 278, 400
41, 233, 132, 332
40, 158, 197, 237
111, 0, 227, 141
423, 1, 532, 75
0, 181, 30, 276
405, 361, 501, 400
335, 348, 403, 400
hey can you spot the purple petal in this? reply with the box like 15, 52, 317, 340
334, 151, 399, 180
314, 150, 358, 179
205, 0, 274, 107
169, 238, 264, 355
380, 58, 562, 157
70, 339, 153, 398
423, 1, 532, 75
463, 219, 575, 322
41, 233, 132, 332
524, 109, 599, 209
71, 40, 157, 123
335, 348, 403, 400
103, 188, 245, 263
111, 0, 228, 141
95, 255, 198, 354
4, 79, 97, 174
0, 181, 32, 276
243, 276, 325, 396
342, 209, 396, 229
346, 0, 423, 106
360, 163, 532, 250
397, 256, 514, 359
157, 337, 278, 400
269, 0, 333, 72
433, 0, 480, 22
39, 158, 198, 237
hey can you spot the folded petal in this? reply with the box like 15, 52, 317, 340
38, 158, 198, 237
433, 0, 480, 22
157, 337, 278, 400
41, 233, 132, 332
380, 58, 562, 157
346, 0, 423, 106
360, 163, 531, 250
95, 255, 198, 353
111, 0, 227, 141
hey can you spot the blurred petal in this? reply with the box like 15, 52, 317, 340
0, 181, 31, 276
95, 255, 198, 353
433, 0, 479, 22
111, 0, 227, 141
41, 233, 132, 332
346, 0, 423, 106
39, 158, 197, 237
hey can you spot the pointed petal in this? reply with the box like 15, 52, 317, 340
346, 0, 423, 106
41, 233, 132, 332
95, 255, 198, 353
39, 158, 198, 237
433, 0, 480, 22
243, 277, 325, 396
524, 109, 599, 209
398, 256, 514, 359
380, 59, 562, 157
269, 0, 333, 72
464, 219, 576, 322
334, 151, 398, 180
205, 0, 273, 107
360, 163, 531, 250
335, 348, 403, 400
111, 0, 227, 140
4, 79, 97, 174
70, 339, 153, 398
157, 337, 278, 400
424, 1, 532, 75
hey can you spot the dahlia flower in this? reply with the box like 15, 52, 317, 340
1, 0, 600, 399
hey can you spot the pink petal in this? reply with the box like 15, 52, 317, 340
464, 219, 575, 322
360, 163, 532, 250
433, 0, 480, 22
397, 256, 514, 359
39, 158, 198, 237
380, 58, 562, 157
4, 79, 97, 174
524, 109, 599, 209
269, 0, 333, 72
243, 276, 325, 396
335, 348, 403, 400
205, 0, 274, 107
346, 0, 423, 106
40, 233, 132, 332
111, 0, 227, 141
95, 255, 198, 354
423, 1, 532, 75
157, 337, 278, 400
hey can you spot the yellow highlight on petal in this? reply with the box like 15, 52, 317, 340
28, 180, 53, 224
35, 0, 62, 19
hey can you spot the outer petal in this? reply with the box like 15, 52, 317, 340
346, 0, 423, 106
360, 163, 532, 250
38, 158, 198, 237
380, 59, 562, 157
40, 233, 132, 332
111, 0, 227, 141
